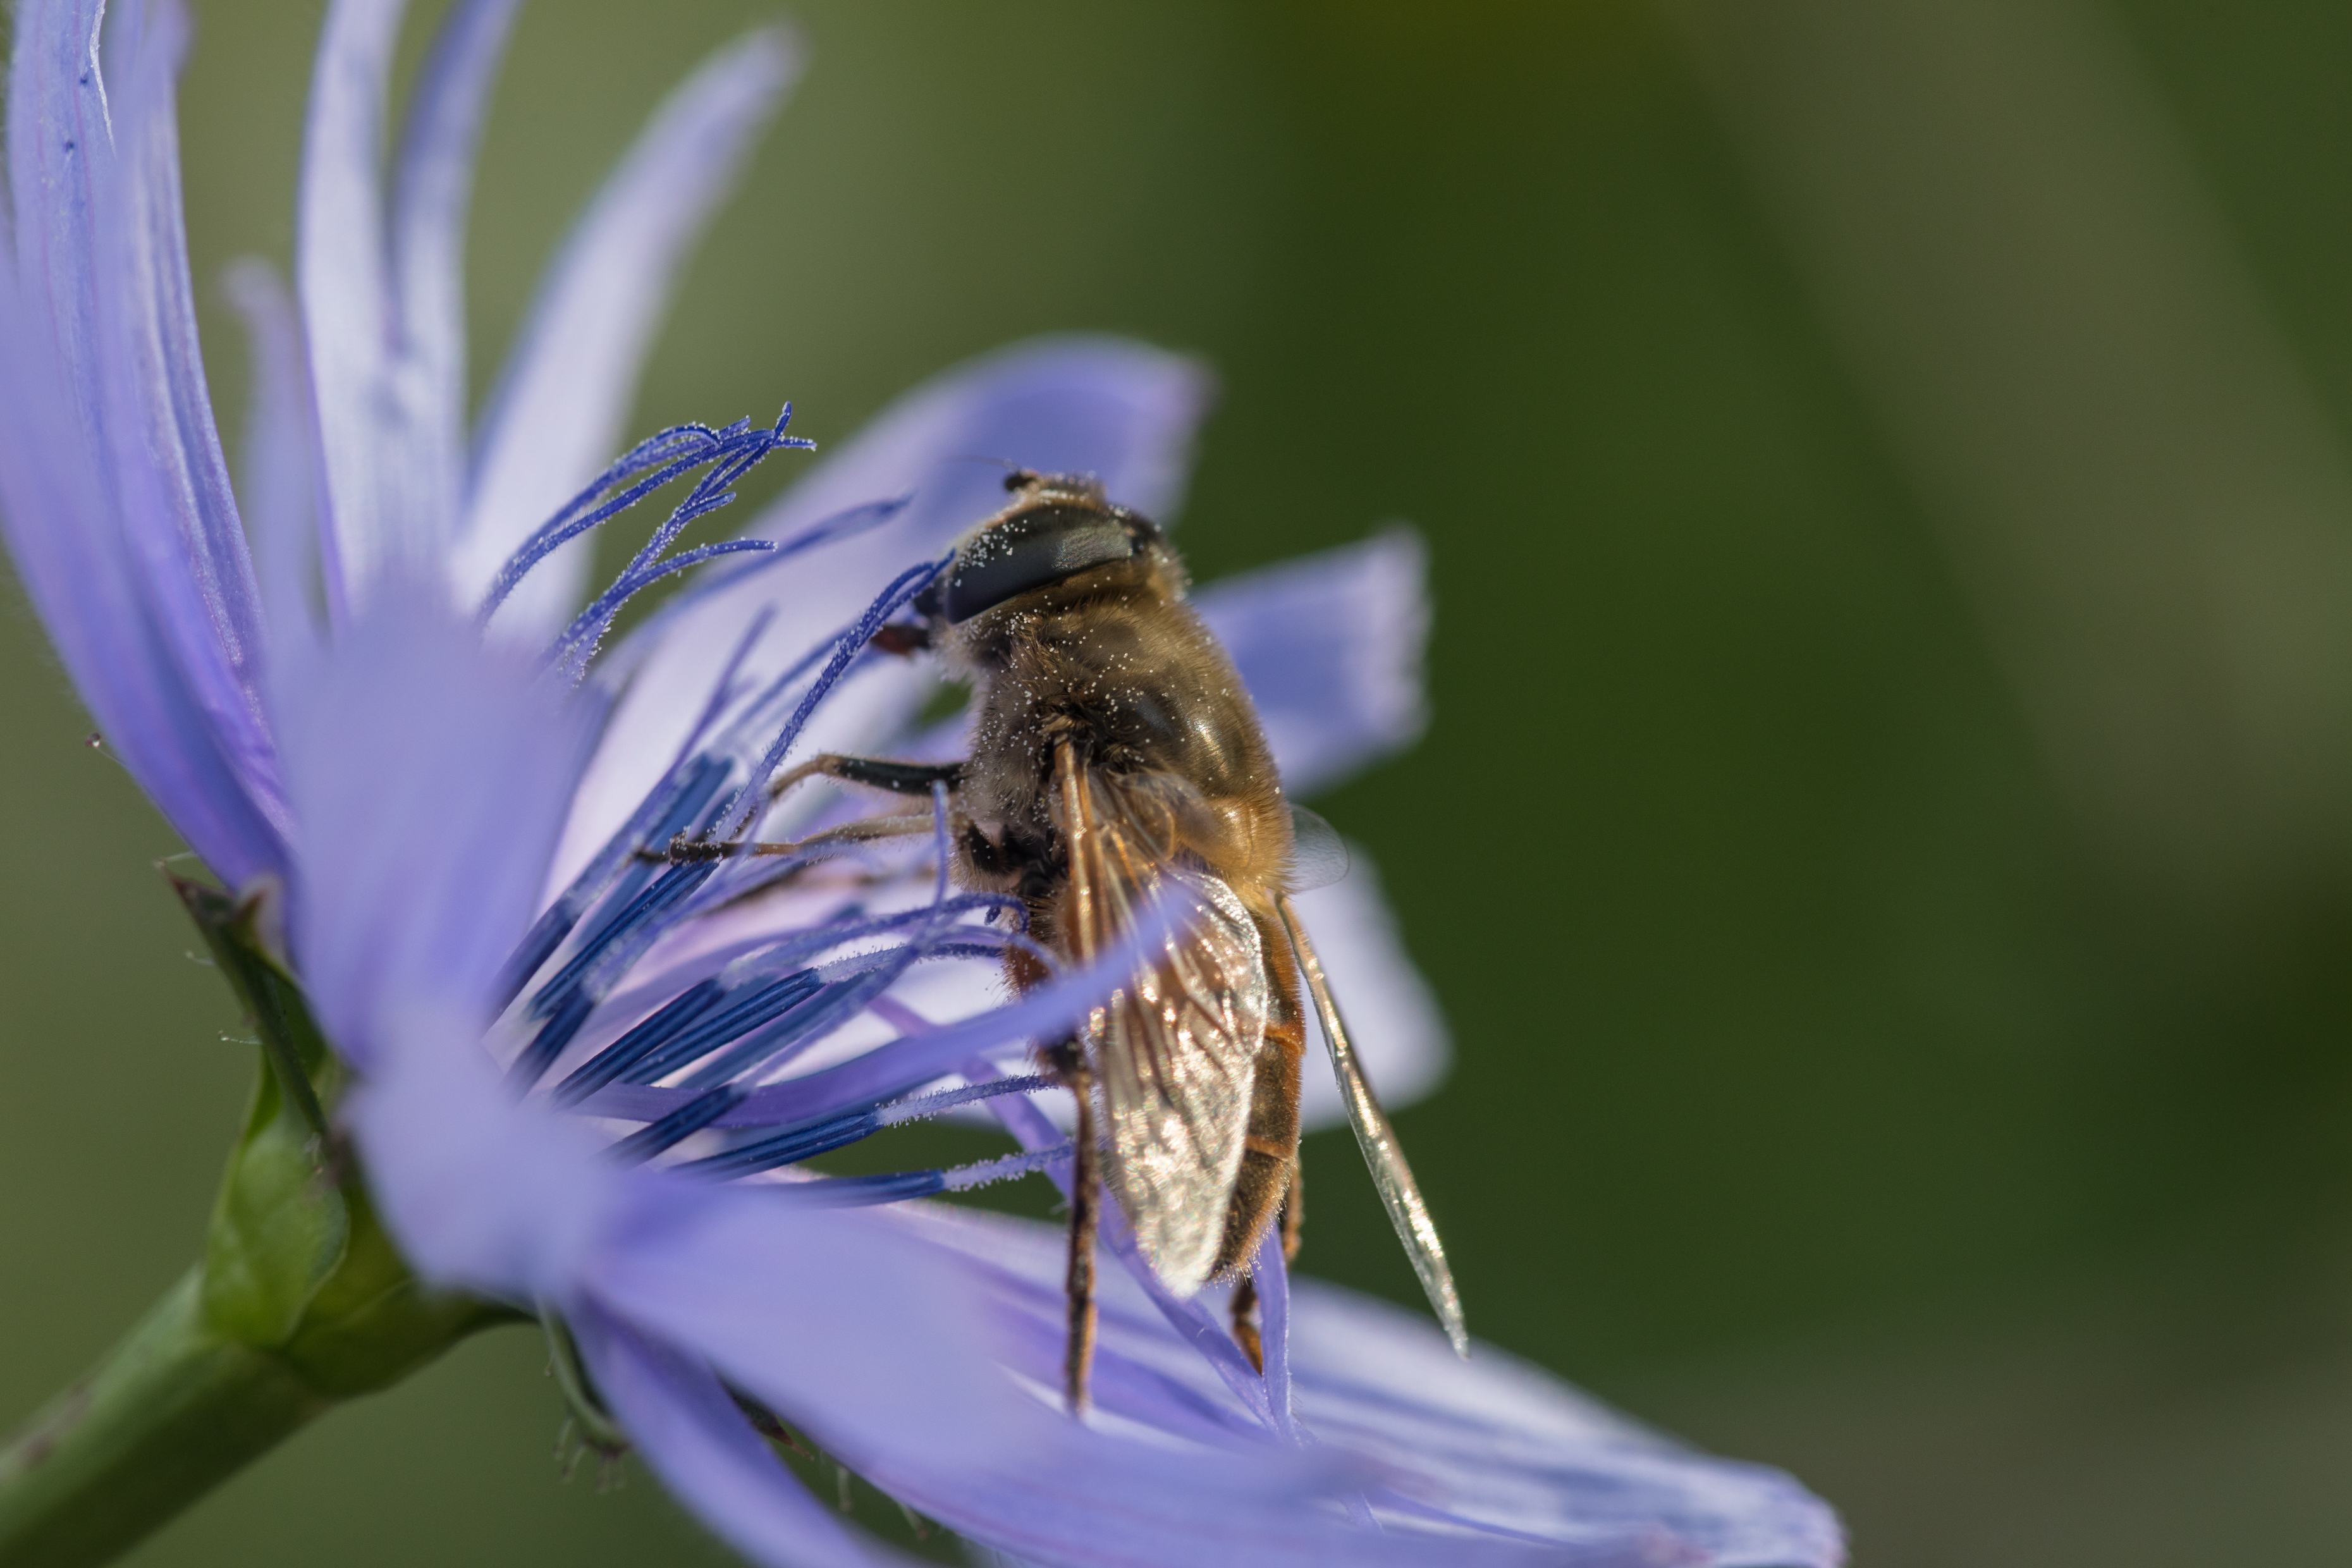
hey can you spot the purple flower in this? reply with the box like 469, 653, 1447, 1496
0, 2, 1846, 1565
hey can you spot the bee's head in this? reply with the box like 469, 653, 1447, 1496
914, 470, 1177, 625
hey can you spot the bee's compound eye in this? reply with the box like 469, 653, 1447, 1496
940, 503, 1141, 622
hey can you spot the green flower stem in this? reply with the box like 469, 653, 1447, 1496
0, 1269, 328, 1567
0, 878, 520, 1567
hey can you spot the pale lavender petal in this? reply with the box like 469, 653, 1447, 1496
223, 259, 323, 659
1287, 1283, 1844, 1567
299, 0, 446, 603
348, 995, 622, 1299
0, 276, 281, 883
568, 1308, 912, 1568
919, 1211, 1846, 1568
385, 0, 525, 579
94, 1, 276, 767
0, 0, 286, 884
274, 579, 592, 1069
456, 28, 800, 642
9, 0, 116, 500
1287, 849, 1450, 1122
1192, 525, 1428, 798
553, 336, 1210, 891
599, 1198, 1523, 1568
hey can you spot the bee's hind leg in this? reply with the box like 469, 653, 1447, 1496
1227, 1167, 1302, 1376
1047, 1039, 1101, 1416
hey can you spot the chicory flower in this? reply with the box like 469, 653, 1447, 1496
0, 1, 1846, 1565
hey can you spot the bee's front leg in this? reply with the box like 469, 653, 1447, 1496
764, 753, 965, 802
646, 755, 970, 864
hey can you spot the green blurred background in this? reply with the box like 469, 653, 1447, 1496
6, 0, 2352, 1562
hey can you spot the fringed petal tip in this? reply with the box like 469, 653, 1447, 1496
912, 1208, 1849, 1568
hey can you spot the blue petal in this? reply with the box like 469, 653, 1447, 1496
1192, 525, 1429, 798
298, 0, 451, 603
273, 579, 592, 1069
456, 28, 801, 644
567, 1308, 914, 1568
0, 0, 288, 885
385, 0, 527, 596
593, 1191, 1545, 1568
223, 259, 324, 660
914, 1210, 1848, 1568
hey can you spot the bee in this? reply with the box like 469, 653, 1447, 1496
700, 472, 1464, 1409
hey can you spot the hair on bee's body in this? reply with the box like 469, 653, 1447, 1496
938, 478, 1309, 1301
682, 470, 1463, 1411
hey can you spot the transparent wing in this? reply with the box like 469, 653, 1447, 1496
1286, 802, 1351, 892
1277, 891, 1468, 1356
1057, 749, 1268, 1296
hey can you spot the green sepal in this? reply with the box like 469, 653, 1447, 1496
0, 881, 525, 1567
170, 874, 520, 1387
176, 875, 349, 1350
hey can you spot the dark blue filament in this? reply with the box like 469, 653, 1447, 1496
503, 987, 598, 1093
526, 861, 718, 1024
549, 977, 726, 1105
680, 1074, 1056, 1179
785, 1170, 946, 1204
491, 699, 735, 1017
617, 969, 826, 1086
608, 1084, 748, 1168
477, 412, 813, 626
713, 553, 950, 842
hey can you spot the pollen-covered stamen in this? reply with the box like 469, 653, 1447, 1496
569, 902, 1186, 1138
772, 1144, 1075, 1207
476, 410, 814, 627
675, 787, 959, 1091
542, 893, 1020, 1101
550, 537, 778, 681
678, 1074, 1057, 1181
549, 413, 816, 679
712, 553, 952, 843
495, 749, 738, 1017
609, 968, 826, 1088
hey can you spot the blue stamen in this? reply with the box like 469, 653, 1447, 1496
677, 1073, 1057, 1180
775, 1144, 1072, 1206
671, 969, 880, 1088
550, 976, 726, 1105
682, 1108, 881, 1179
494, 750, 731, 1016
529, 860, 718, 1022
477, 409, 814, 628
714, 553, 951, 841
503, 986, 598, 1092
618, 968, 826, 1086
607, 1084, 747, 1168
781, 1169, 946, 1205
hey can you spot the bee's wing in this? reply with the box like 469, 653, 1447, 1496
1277, 891, 1469, 1356
1058, 752, 1268, 1297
